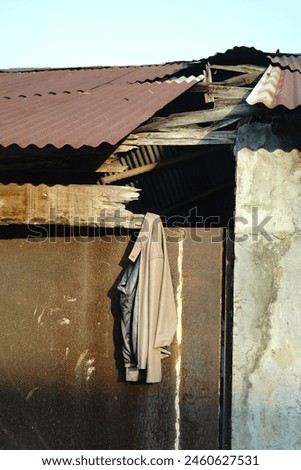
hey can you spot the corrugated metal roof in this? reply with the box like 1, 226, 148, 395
0, 80, 197, 149
270, 55, 301, 73
2, 47, 300, 150
247, 61, 301, 109
0, 63, 189, 99
0, 62, 202, 149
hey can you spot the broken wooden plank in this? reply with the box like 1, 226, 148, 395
102, 162, 159, 184
221, 71, 263, 87
113, 144, 139, 153
136, 103, 257, 131
95, 155, 128, 173
190, 83, 252, 99
112, 145, 140, 155
123, 128, 237, 146
0, 183, 142, 228
212, 98, 244, 108
204, 64, 215, 104
95, 144, 139, 171
197, 71, 263, 88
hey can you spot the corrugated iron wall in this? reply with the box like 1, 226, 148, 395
0, 229, 223, 450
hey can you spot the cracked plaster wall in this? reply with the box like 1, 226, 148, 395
232, 123, 301, 449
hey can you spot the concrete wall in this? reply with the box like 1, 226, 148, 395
232, 123, 301, 449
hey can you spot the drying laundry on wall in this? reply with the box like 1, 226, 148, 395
117, 212, 178, 383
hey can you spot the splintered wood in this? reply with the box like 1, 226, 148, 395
99, 63, 265, 179
0, 183, 142, 228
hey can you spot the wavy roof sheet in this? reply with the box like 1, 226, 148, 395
0, 80, 196, 149
0, 63, 198, 149
270, 55, 301, 73
2, 48, 301, 150
0, 63, 188, 99
247, 56, 301, 109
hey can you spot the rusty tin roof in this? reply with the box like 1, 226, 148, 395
0, 63, 198, 149
2, 48, 301, 150
270, 55, 301, 73
0, 63, 189, 98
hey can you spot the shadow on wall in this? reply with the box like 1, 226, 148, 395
108, 236, 136, 382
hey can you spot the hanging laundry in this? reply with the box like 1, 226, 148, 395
117, 212, 178, 383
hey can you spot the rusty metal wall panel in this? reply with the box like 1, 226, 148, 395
0, 229, 223, 450
179, 228, 223, 449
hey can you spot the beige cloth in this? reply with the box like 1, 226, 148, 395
129, 212, 178, 383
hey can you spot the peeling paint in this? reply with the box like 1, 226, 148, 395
86, 366, 96, 381
58, 317, 71, 325
64, 347, 70, 360
25, 387, 40, 401
74, 350, 96, 385
64, 295, 77, 302
33, 304, 38, 317
37, 308, 46, 325
75, 350, 89, 376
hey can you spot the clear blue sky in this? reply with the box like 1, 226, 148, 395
1, 0, 300, 69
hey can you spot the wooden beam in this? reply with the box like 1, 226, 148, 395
212, 118, 240, 129
112, 144, 139, 153
0, 183, 142, 228
122, 128, 237, 146
137, 102, 258, 131
102, 162, 159, 183
95, 155, 128, 173
95, 143, 139, 170
208, 64, 266, 74
221, 71, 263, 87
190, 83, 252, 99
212, 98, 243, 108
204, 64, 215, 104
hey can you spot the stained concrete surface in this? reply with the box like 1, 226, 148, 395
232, 125, 301, 449
0, 228, 223, 450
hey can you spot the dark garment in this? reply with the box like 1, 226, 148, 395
117, 254, 140, 378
